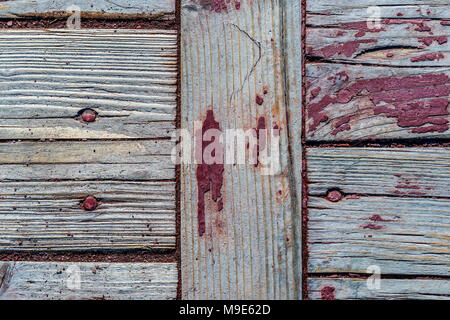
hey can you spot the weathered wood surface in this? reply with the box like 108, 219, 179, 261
0, 181, 175, 250
308, 196, 449, 276
181, 0, 302, 299
0, 30, 177, 140
309, 278, 450, 300
306, 0, 449, 141
0, 261, 177, 300
0, 0, 175, 20
307, 147, 450, 197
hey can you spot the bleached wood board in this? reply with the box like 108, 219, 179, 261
307, 147, 450, 198
0, 140, 174, 181
307, 0, 450, 67
0, 30, 177, 140
0, 0, 175, 20
306, 63, 450, 140
181, 0, 302, 299
309, 278, 450, 300
308, 196, 450, 276
0, 262, 177, 300
0, 181, 175, 250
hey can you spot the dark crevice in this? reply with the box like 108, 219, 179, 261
353, 45, 422, 58
309, 273, 450, 280
306, 138, 450, 148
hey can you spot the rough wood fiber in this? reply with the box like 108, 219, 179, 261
307, 147, 450, 198
0, 261, 177, 300
0, 30, 177, 140
306, 0, 450, 141
309, 278, 450, 300
0, 0, 175, 20
308, 196, 449, 276
181, 0, 302, 299
0, 181, 175, 250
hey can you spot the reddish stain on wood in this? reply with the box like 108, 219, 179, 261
255, 116, 267, 167
410, 53, 444, 62
362, 223, 384, 230
256, 94, 264, 105
196, 110, 224, 237
308, 73, 449, 134
321, 286, 336, 300
83, 196, 98, 211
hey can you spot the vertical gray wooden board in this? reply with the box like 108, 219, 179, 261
181, 0, 302, 299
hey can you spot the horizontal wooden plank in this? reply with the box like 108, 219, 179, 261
0, 0, 175, 20
307, 0, 449, 66
0, 181, 175, 251
0, 140, 174, 181
307, 147, 450, 197
181, 0, 302, 299
0, 30, 177, 140
309, 278, 450, 300
308, 196, 450, 276
0, 261, 177, 300
306, 63, 449, 140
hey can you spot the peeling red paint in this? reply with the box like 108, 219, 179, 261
310, 87, 321, 99
362, 223, 384, 230
369, 215, 392, 222
321, 286, 336, 300
342, 22, 385, 37
411, 53, 444, 62
332, 116, 351, 135
196, 110, 224, 237
308, 73, 450, 134
418, 36, 448, 46
342, 19, 434, 38
319, 39, 377, 58
205, 0, 241, 13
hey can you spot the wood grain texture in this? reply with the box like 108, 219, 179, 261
309, 278, 450, 300
0, 30, 177, 140
0, 261, 177, 300
0, 181, 175, 250
0, 0, 175, 20
307, 147, 450, 197
308, 196, 449, 276
181, 0, 302, 299
306, 0, 449, 141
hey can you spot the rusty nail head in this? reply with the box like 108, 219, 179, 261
83, 196, 98, 211
81, 109, 97, 122
327, 190, 343, 202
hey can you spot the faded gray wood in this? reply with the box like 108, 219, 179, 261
0, 140, 174, 181
0, 30, 177, 140
308, 196, 449, 276
309, 278, 450, 300
0, 0, 175, 20
181, 0, 302, 299
0, 181, 175, 250
0, 261, 177, 300
307, 147, 450, 197
306, 0, 450, 141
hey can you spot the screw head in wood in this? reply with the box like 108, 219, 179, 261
83, 196, 98, 211
80, 109, 97, 123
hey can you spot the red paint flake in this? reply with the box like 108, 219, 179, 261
83, 196, 97, 211
255, 116, 267, 167
256, 94, 264, 105
441, 21, 450, 26
196, 110, 224, 237
342, 22, 385, 37
418, 36, 448, 46
310, 87, 321, 99
327, 190, 342, 202
362, 223, 384, 230
411, 53, 444, 62
386, 52, 394, 58
397, 12, 404, 17
321, 286, 336, 300
308, 73, 450, 134
319, 39, 377, 58
332, 116, 351, 135
383, 18, 432, 32
369, 215, 392, 222
336, 71, 349, 82
263, 86, 269, 94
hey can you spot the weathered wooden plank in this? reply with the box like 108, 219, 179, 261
0, 0, 175, 20
0, 181, 175, 250
308, 196, 450, 276
307, 1, 449, 66
0, 30, 177, 140
309, 278, 450, 300
181, 0, 302, 299
307, 147, 450, 197
0, 261, 177, 300
0, 140, 174, 181
306, 63, 449, 140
